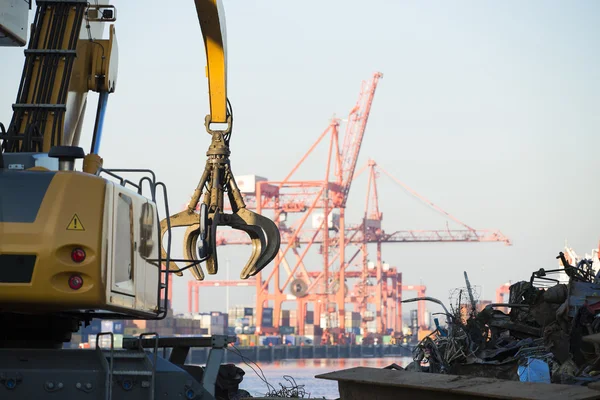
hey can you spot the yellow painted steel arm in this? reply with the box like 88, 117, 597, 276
159, 1, 281, 281
194, 0, 228, 124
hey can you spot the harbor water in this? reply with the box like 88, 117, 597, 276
237, 357, 413, 399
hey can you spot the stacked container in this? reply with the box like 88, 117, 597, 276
344, 311, 361, 334
209, 312, 228, 335
262, 308, 273, 327
281, 310, 290, 327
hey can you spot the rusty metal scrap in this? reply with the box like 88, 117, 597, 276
405, 252, 600, 388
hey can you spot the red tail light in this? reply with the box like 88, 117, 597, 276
68, 275, 83, 290
71, 248, 86, 263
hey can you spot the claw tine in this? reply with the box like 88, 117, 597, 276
183, 225, 205, 281
206, 254, 217, 276
160, 220, 182, 276
233, 225, 265, 279
227, 208, 281, 279
247, 212, 280, 277
160, 210, 200, 277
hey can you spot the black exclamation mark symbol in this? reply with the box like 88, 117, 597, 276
74, 217, 78, 229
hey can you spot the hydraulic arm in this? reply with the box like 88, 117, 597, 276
160, 0, 280, 281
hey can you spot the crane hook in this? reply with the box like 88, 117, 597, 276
159, 115, 280, 280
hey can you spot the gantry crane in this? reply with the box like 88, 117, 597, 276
197, 81, 511, 342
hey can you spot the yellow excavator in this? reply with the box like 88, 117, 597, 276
0, 1, 280, 398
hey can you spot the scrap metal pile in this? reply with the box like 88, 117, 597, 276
404, 251, 600, 386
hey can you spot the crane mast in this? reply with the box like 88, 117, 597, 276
335, 72, 383, 208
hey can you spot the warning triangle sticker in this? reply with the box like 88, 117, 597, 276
67, 214, 85, 231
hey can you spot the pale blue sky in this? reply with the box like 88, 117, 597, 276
1, 1, 599, 319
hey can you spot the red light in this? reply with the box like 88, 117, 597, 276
71, 248, 86, 263
68, 275, 83, 290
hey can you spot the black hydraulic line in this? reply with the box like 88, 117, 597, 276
0, 123, 5, 168
6, 2, 86, 152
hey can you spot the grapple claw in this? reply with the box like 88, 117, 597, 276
160, 210, 198, 277
159, 112, 280, 282
183, 224, 205, 280
223, 208, 281, 279
160, 202, 212, 280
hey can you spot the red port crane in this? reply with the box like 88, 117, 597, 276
185, 72, 511, 342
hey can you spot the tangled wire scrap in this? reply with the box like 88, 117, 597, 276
265, 375, 309, 398
413, 318, 480, 372
409, 277, 490, 373
406, 260, 600, 385
228, 345, 315, 398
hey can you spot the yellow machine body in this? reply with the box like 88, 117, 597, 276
0, 169, 160, 318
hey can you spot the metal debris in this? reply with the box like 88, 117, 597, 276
402, 250, 600, 387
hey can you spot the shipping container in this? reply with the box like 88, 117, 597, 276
263, 336, 281, 346
211, 314, 227, 330
305, 324, 314, 335
279, 326, 295, 335
306, 311, 314, 324
320, 313, 339, 329
283, 335, 295, 345
236, 334, 259, 347
296, 336, 314, 345
262, 307, 273, 327
304, 324, 323, 336
242, 326, 256, 334
158, 328, 175, 336
210, 325, 225, 335
236, 175, 268, 194
101, 320, 113, 333
366, 320, 376, 333
113, 321, 124, 334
